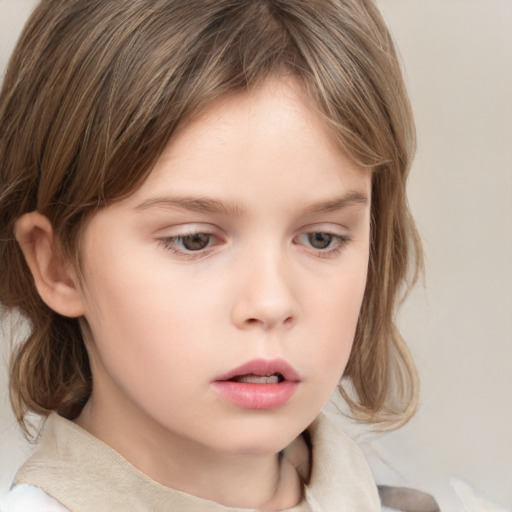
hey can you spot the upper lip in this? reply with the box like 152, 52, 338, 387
214, 358, 301, 382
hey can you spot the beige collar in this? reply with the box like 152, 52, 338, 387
14, 412, 380, 512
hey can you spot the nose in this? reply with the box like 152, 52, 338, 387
230, 249, 299, 332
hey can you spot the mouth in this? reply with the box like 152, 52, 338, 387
213, 358, 301, 384
228, 373, 285, 384
211, 359, 300, 410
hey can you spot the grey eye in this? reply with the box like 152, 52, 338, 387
307, 232, 333, 249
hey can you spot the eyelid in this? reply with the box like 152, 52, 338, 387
293, 224, 352, 258
295, 232, 350, 249
156, 224, 225, 259
155, 223, 222, 239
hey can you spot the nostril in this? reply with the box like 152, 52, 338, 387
244, 315, 294, 328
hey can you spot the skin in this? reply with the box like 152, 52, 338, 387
17, 77, 372, 510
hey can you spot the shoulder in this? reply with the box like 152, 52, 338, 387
1, 485, 70, 512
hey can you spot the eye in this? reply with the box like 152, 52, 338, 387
306, 232, 335, 249
295, 231, 350, 256
158, 232, 219, 255
177, 233, 212, 251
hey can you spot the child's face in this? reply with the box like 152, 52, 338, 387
76, 77, 371, 458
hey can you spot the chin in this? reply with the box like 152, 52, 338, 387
213, 412, 310, 456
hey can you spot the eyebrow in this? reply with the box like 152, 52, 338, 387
134, 191, 368, 216
134, 196, 246, 216
301, 191, 369, 215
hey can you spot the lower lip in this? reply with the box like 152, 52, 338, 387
211, 381, 299, 409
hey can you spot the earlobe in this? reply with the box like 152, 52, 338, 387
14, 212, 85, 318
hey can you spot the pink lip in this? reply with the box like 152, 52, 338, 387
211, 358, 301, 410
214, 358, 301, 383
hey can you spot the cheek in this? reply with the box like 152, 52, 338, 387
81, 277, 211, 420
84, 275, 198, 363
304, 259, 368, 377
80, 245, 221, 380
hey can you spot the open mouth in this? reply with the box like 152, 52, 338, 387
229, 373, 286, 384
214, 358, 301, 383
212, 359, 300, 409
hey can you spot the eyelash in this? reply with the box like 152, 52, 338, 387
157, 232, 221, 259
294, 232, 351, 258
157, 231, 351, 259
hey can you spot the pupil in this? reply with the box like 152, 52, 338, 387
309, 232, 332, 249
183, 233, 210, 251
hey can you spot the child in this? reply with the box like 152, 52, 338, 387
0, 0, 424, 510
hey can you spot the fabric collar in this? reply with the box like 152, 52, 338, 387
14, 412, 380, 512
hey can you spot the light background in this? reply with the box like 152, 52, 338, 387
0, 1, 511, 510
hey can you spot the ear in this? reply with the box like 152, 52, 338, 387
14, 211, 85, 318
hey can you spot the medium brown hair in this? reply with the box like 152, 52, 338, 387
0, 0, 422, 436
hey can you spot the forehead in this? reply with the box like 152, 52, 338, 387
129, 77, 370, 208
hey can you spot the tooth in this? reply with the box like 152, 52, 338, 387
235, 374, 280, 384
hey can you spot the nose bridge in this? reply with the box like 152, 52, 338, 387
231, 240, 298, 331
